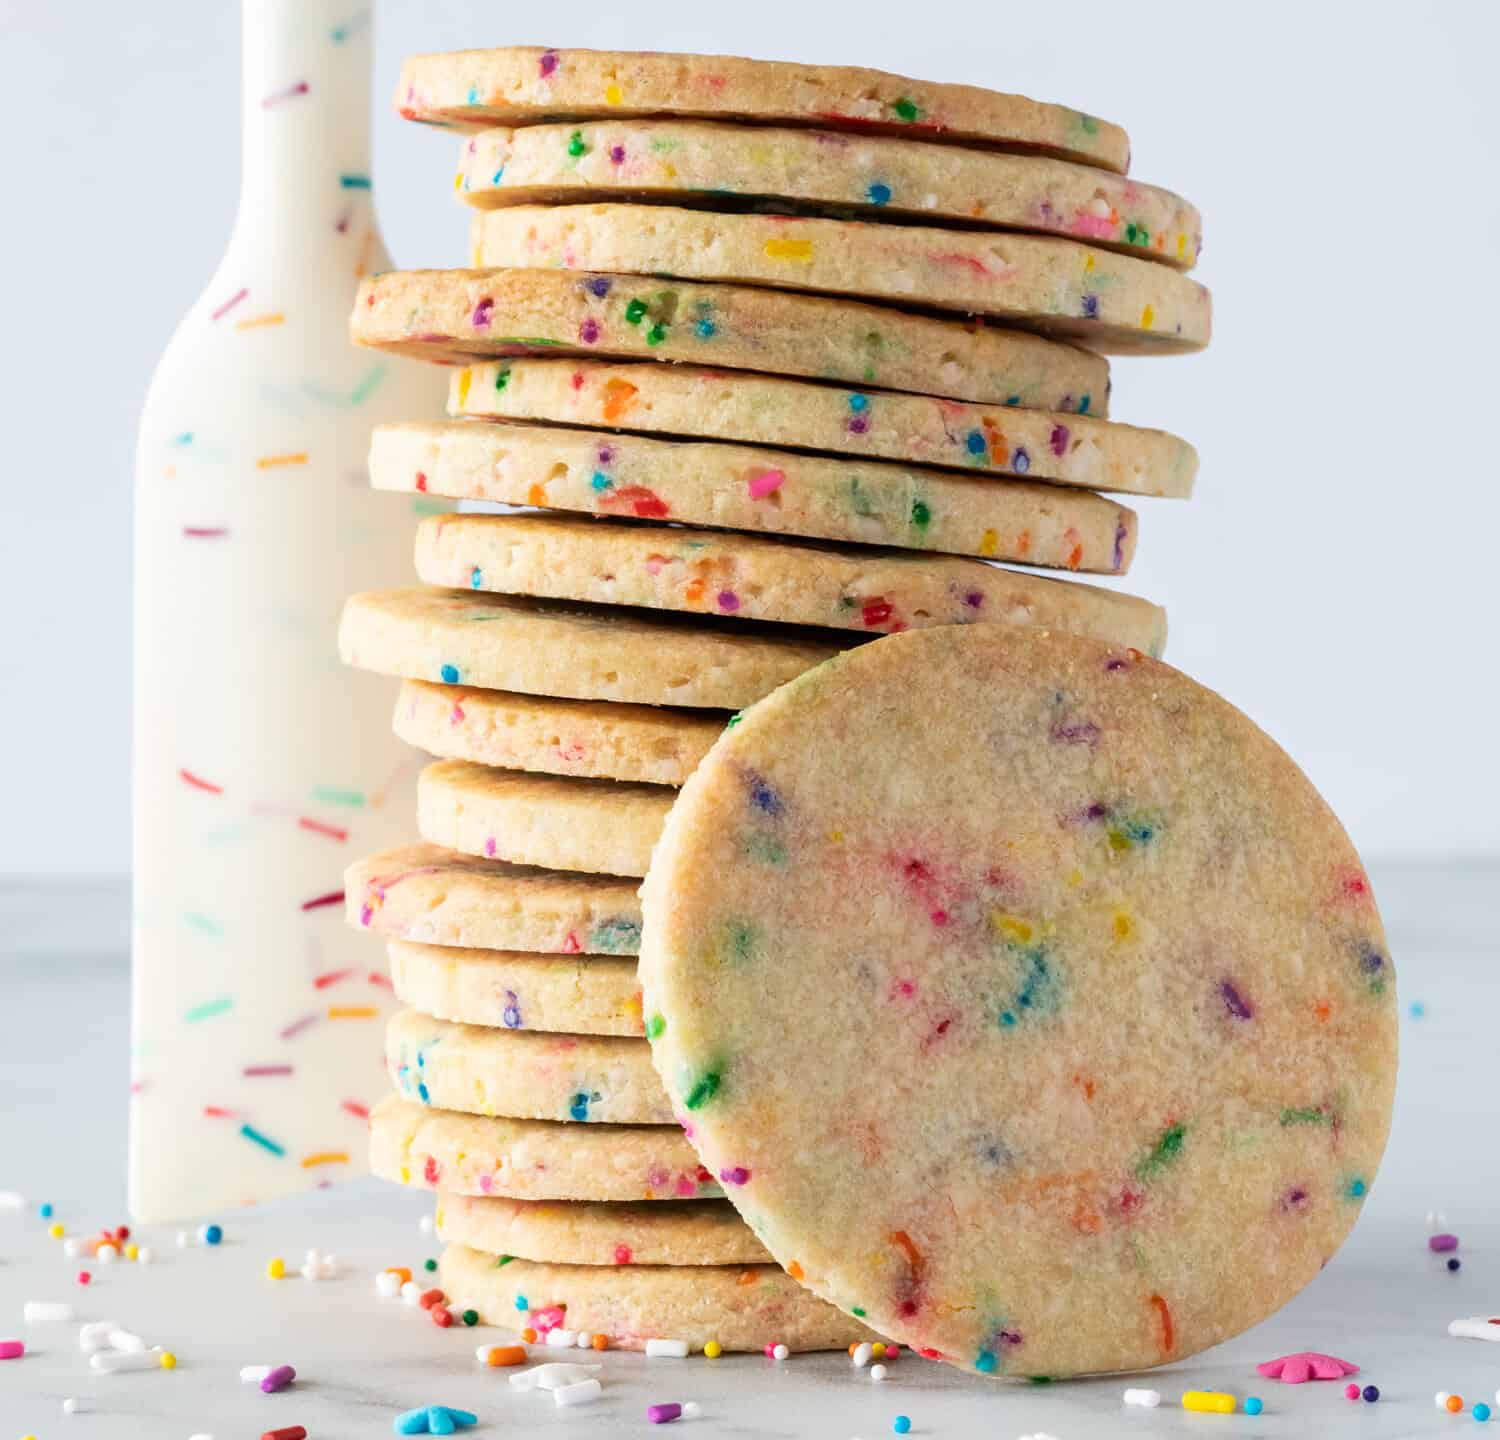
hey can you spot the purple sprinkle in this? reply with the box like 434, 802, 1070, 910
1280, 1186, 1310, 1213
647, 1403, 683, 1424
609, 144, 626, 164
1081, 294, 1100, 319
597, 446, 615, 464
717, 590, 740, 613
720, 1166, 751, 1185
1049, 717, 1100, 748
747, 774, 783, 816
998, 1328, 1024, 1347
1219, 980, 1255, 1020
1049, 424, 1070, 457
963, 590, 984, 609
539, 50, 559, 78
260, 1364, 296, 1393
1012, 446, 1031, 474
1113, 519, 1128, 572
1429, 1233, 1460, 1252
585, 276, 612, 298
847, 414, 870, 434
1359, 946, 1386, 974
578, 317, 600, 343
484, 837, 497, 857
471, 297, 494, 328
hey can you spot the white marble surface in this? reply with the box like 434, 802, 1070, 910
2, 861, 1497, 1438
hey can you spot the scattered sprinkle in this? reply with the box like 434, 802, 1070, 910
893, 1417, 912, 1435
871, 1362, 888, 1381
703, 1340, 722, 1359
646, 1338, 690, 1358
554, 1377, 603, 1407
260, 1363, 296, 1393
1182, 1392, 1236, 1413
1244, 1397, 1263, 1416
1123, 1387, 1161, 1407
647, 1402, 684, 1424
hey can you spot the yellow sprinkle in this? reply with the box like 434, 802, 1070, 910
399, 1166, 412, 1185
1181, 1391, 1235, 1414
235, 311, 285, 331
125, 1243, 139, 1261
704, 1340, 723, 1359
662, 162, 677, 180
255, 452, 308, 469
1140, 304, 1155, 329
1084, 253, 1096, 272
1112, 910, 1135, 942
455, 367, 473, 409
48, 1223, 64, 1239
454, 171, 464, 190
1177, 232, 1188, 258
829, 829, 844, 844
266, 1256, 286, 1279
872, 1342, 886, 1357
978, 528, 999, 557
435, 1206, 445, 1231
604, 82, 623, 105
159, 1350, 178, 1370
301, 1151, 350, 1169
1066, 868, 1084, 887
990, 912, 1033, 944
1106, 827, 1131, 852
327, 1005, 377, 1019
764, 237, 814, 262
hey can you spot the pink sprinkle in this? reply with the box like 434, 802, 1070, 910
614, 1244, 633, 1264
243, 1064, 294, 1078
261, 81, 310, 108
260, 1363, 296, 1393
341, 1100, 370, 1119
1429, 1233, 1459, 1252
179, 768, 224, 794
1049, 424, 1071, 457
211, 287, 249, 321
472, 297, 494, 328
539, 50, 559, 77
647, 1403, 683, 1424
298, 816, 348, 842
746, 468, 785, 500
368, 971, 394, 990
300, 889, 344, 912
720, 1166, 751, 1185
562, 932, 582, 954
280, 1013, 319, 1040
359, 904, 373, 926
1345, 1383, 1360, 1400
182, 526, 229, 539
0, 1340, 23, 1359
485, 838, 498, 857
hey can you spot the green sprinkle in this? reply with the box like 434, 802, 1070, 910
852, 1306, 866, 1318
645, 1014, 666, 1041
411, 496, 448, 517
184, 995, 233, 1023
646, 322, 668, 345
494, 367, 511, 391
311, 785, 365, 807
1079, 113, 1099, 135
496, 1254, 515, 1267
567, 129, 587, 157
684, 1070, 722, 1110
424, 1257, 437, 1272
1134, 1123, 1187, 1181
910, 499, 932, 528
349, 362, 388, 406
624, 299, 648, 324
892, 97, 922, 122
184, 912, 223, 938
743, 834, 786, 866
725, 711, 744, 729
493, 336, 564, 347
462, 1309, 479, 1326
1279, 1106, 1333, 1127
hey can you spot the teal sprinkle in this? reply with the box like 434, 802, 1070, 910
349, 362, 388, 406
239, 1123, 285, 1156
590, 471, 612, 491
470, 567, 483, 589
184, 912, 223, 938
1005, 396, 1020, 407
975, 1350, 998, 1373
170, 431, 193, 446
1078, 394, 1092, 414
491, 167, 505, 184
1345, 1175, 1368, 1201
515, 1295, 528, 1310
589, 917, 641, 953
696, 317, 716, 338
184, 995, 232, 1023
339, 173, 372, 190
411, 497, 447, 517
311, 785, 365, 807
329, 10, 370, 43
1134, 1123, 1187, 1181
440, 664, 460, 683
684, 1070, 721, 1110
848, 392, 869, 412
467, 85, 480, 104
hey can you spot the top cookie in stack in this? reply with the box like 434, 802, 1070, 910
342, 44, 1206, 1353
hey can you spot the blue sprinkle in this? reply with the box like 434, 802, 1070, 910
1078, 393, 1092, 414
417, 1081, 430, 1104
893, 1419, 912, 1436
490, 168, 505, 185
1347, 1176, 1367, 1199
444, 1410, 477, 1428
39, 1203, 53, 1219
1244, 1396, 1263, 1416
1409, 1000, 1426, 1018
590, 471, 612, 491
394, 1407, 430, 1435
466, 85, 479, 105
569, 1092, 592, 1121
847, 392, 869, 412
470, 567, 482, 589
975, 1349, 997, 1373
965, 429, 987, 455
586, 276, 612, 298
427, 1408, 456, 1436
695, 317, 717, 338
748, 776, 783, 816
867, 182, 893, 205
515, 1294, 529, 1310
1474, 1402, 1491, 1422
1081, 294, 1100, 319
1013, 447, 1031, 474
203, 1223, 223, 1245
440, 664, 460, 684
1004, 396, 1020, 407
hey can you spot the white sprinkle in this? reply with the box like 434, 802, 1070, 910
175, 1230, 189, 1248
0, 1190, 25, 1210
1436, 1392, 1452, 1409
24, 1301, 75, 1325
543, 1327, 579, 1348
79, 1322, 116, 1353
852, 1342, 873, 1368
135, 1246, 154, 1265
553, 1377, 603, 1407
531, 1362, 602, 1390
107, 1328, 147, 1353
772, 1343, 789, 1361
62, 1238, 83, 1258
401, 1280, 423, 1306
576, 1330, 593, 1349
646, 1337, 690, 1358
304, 1248, 321, 1266
870, 1363, 888, 1381
1495, 1388, 1500, 1407
375, 1270, 402, 1298
240, 1364, 274, 1384
681, 1401, 702, 1419
1124, 1387, 1162, 1407
1428, 1209, 1448, 1231
90, 1349, 162, 1372
189, 1434, 216, 1440
419, 1213, 435, 1235
1448, 1316, 1500, 1342
196, 1224, 216, 1245
96, 1243, 119, 1264
62, 1396, 83, 1414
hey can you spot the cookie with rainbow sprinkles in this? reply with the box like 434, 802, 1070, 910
456, 120, 1199, 267
639, 625, 1397, 1377
396, 46, 1130, 171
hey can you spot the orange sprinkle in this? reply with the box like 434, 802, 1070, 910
1071, 1198, 1102, 1235
888, 1230, 925, 1284
386, 1267, 413, 1284
485, 1344, 529, 1366
521, 1327, 538, 1343
327, 1005, 377, 1020
1149, 1292, 1174, 1356
526, 483, 547, 506
591, 1333, 609, 1350
787, 1260, 805, 1281
1073, 1073, 1096, 1101
601, 378, 639, 423
235, 312, 285, 331
256, 452, 308, 469
1067, 543, 1084, 569
1314, 998, 1333, 1023
736, 1269, 759, 1287
1015, 530, 1031, 557
301, 1151, 350, 1168
355, 227, 376, 279
683, 577, 707, 605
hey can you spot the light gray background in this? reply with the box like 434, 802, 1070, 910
2, 0, 1496, 876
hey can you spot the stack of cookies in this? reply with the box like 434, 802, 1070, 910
340, 45, 1206, 1352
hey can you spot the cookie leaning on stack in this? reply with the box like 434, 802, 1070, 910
342, 42, 1209, 1352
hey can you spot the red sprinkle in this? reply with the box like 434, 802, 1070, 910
262, 1429, 308, 1440
418, 1288, 445, 1310
431, 1305, 454, 1328
76, 1270, 91, 1285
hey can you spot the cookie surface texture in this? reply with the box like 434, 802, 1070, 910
639, 625, 1398, 1377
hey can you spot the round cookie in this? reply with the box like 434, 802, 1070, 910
639, 626, 1398, 1378
417, 514, 1167, 655
370, 1095, 720, 1201
470, 205, 1212, 354
436, 1193, 772, 1266
440, 1244, 878, 1353
449, 361, 1192, 498
353, 269, 1109, 414
346, 843, 643, 955
389, 939, 644, 1037
418, 759, 671, 878
458, 121, 1198, 267
388, 1008, 674, 1125
395, 679, 724, 787
339, 587, 850, 710
390, 423, 1138, 571
397, 46, 1130, 171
